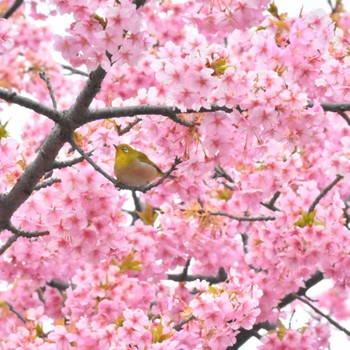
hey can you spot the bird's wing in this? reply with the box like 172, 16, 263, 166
137, 153, 163, 175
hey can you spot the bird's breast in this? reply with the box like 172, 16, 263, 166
115, 160, 159, 186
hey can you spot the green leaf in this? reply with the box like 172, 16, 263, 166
295, 211, 316, 227
151, 322, 173, 343
119, 251, 143, 273
0, 121, 10, 140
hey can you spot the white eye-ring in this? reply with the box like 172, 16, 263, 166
123, 147, 129, 153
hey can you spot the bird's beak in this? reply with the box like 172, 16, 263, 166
113, 144, 118, 151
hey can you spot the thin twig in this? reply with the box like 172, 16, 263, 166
68, 138, 117, 185
208, 210, 275, 222
174, 314, 196, 331
34, 177, 61, 191
179, 258, 191, 280
39, 72, 57, 110
7, 223, 49, 238
260, 191, 281, 212
279, 271, 324, 309
61, 64, 89, 77
5, 302, 26, 323
213, 165, 235, 183
337, 111, 350, 126
288, 309, 296, 329
0, 88, 61, 123
294, 294, 350, 337
132, 191, 143, 212
0, 234, 18, 255
118, 118, 142, 136
2, 0, 23, 19
308, 174, 344, 213
231, 271, 324, 349
327, 0, 335, 12
50, 151, 93, 170
168, 267, 227, 284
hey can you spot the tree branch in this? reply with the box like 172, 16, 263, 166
39, 72, 57, 110
168, 267, 227, 284
34, 178, 61, 191
61, 64, 89, 77
1, 0, 23, 19
0, 234, 18, 255
68, 138, 117, 184
337, 111, 350, 126
0, 88, 62, 123
49, 151, 93, 170
87, 105, 198, 127
174, 314, 196, 331
308, 174, 344, 213
229, 271, 324, 349
309, 101, 350, 112
7, 223, 49, 238
118, 118, 142, 135
260, 191, 281, 212
208, 210, 275, 222
0, 66, 106, 232
213, 165, 235, 183
294, 294, 350, 337
87, 102, 350, 129
46, 278, 70, 291
5, 302, 26, 323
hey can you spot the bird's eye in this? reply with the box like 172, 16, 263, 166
123, 147, 128, 153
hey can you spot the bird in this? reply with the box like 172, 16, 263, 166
113, 143, 169, 186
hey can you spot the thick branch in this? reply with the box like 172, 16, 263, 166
67, 66, 106, 126
0, 88, 62, 123
87, 102, 350, 128
87, 105, 198, 127
338, 111, 350, 126
46, 278, 70, 291
2, 0, 23, 19
309, 101, 350, 112
0, 66, 106, 232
